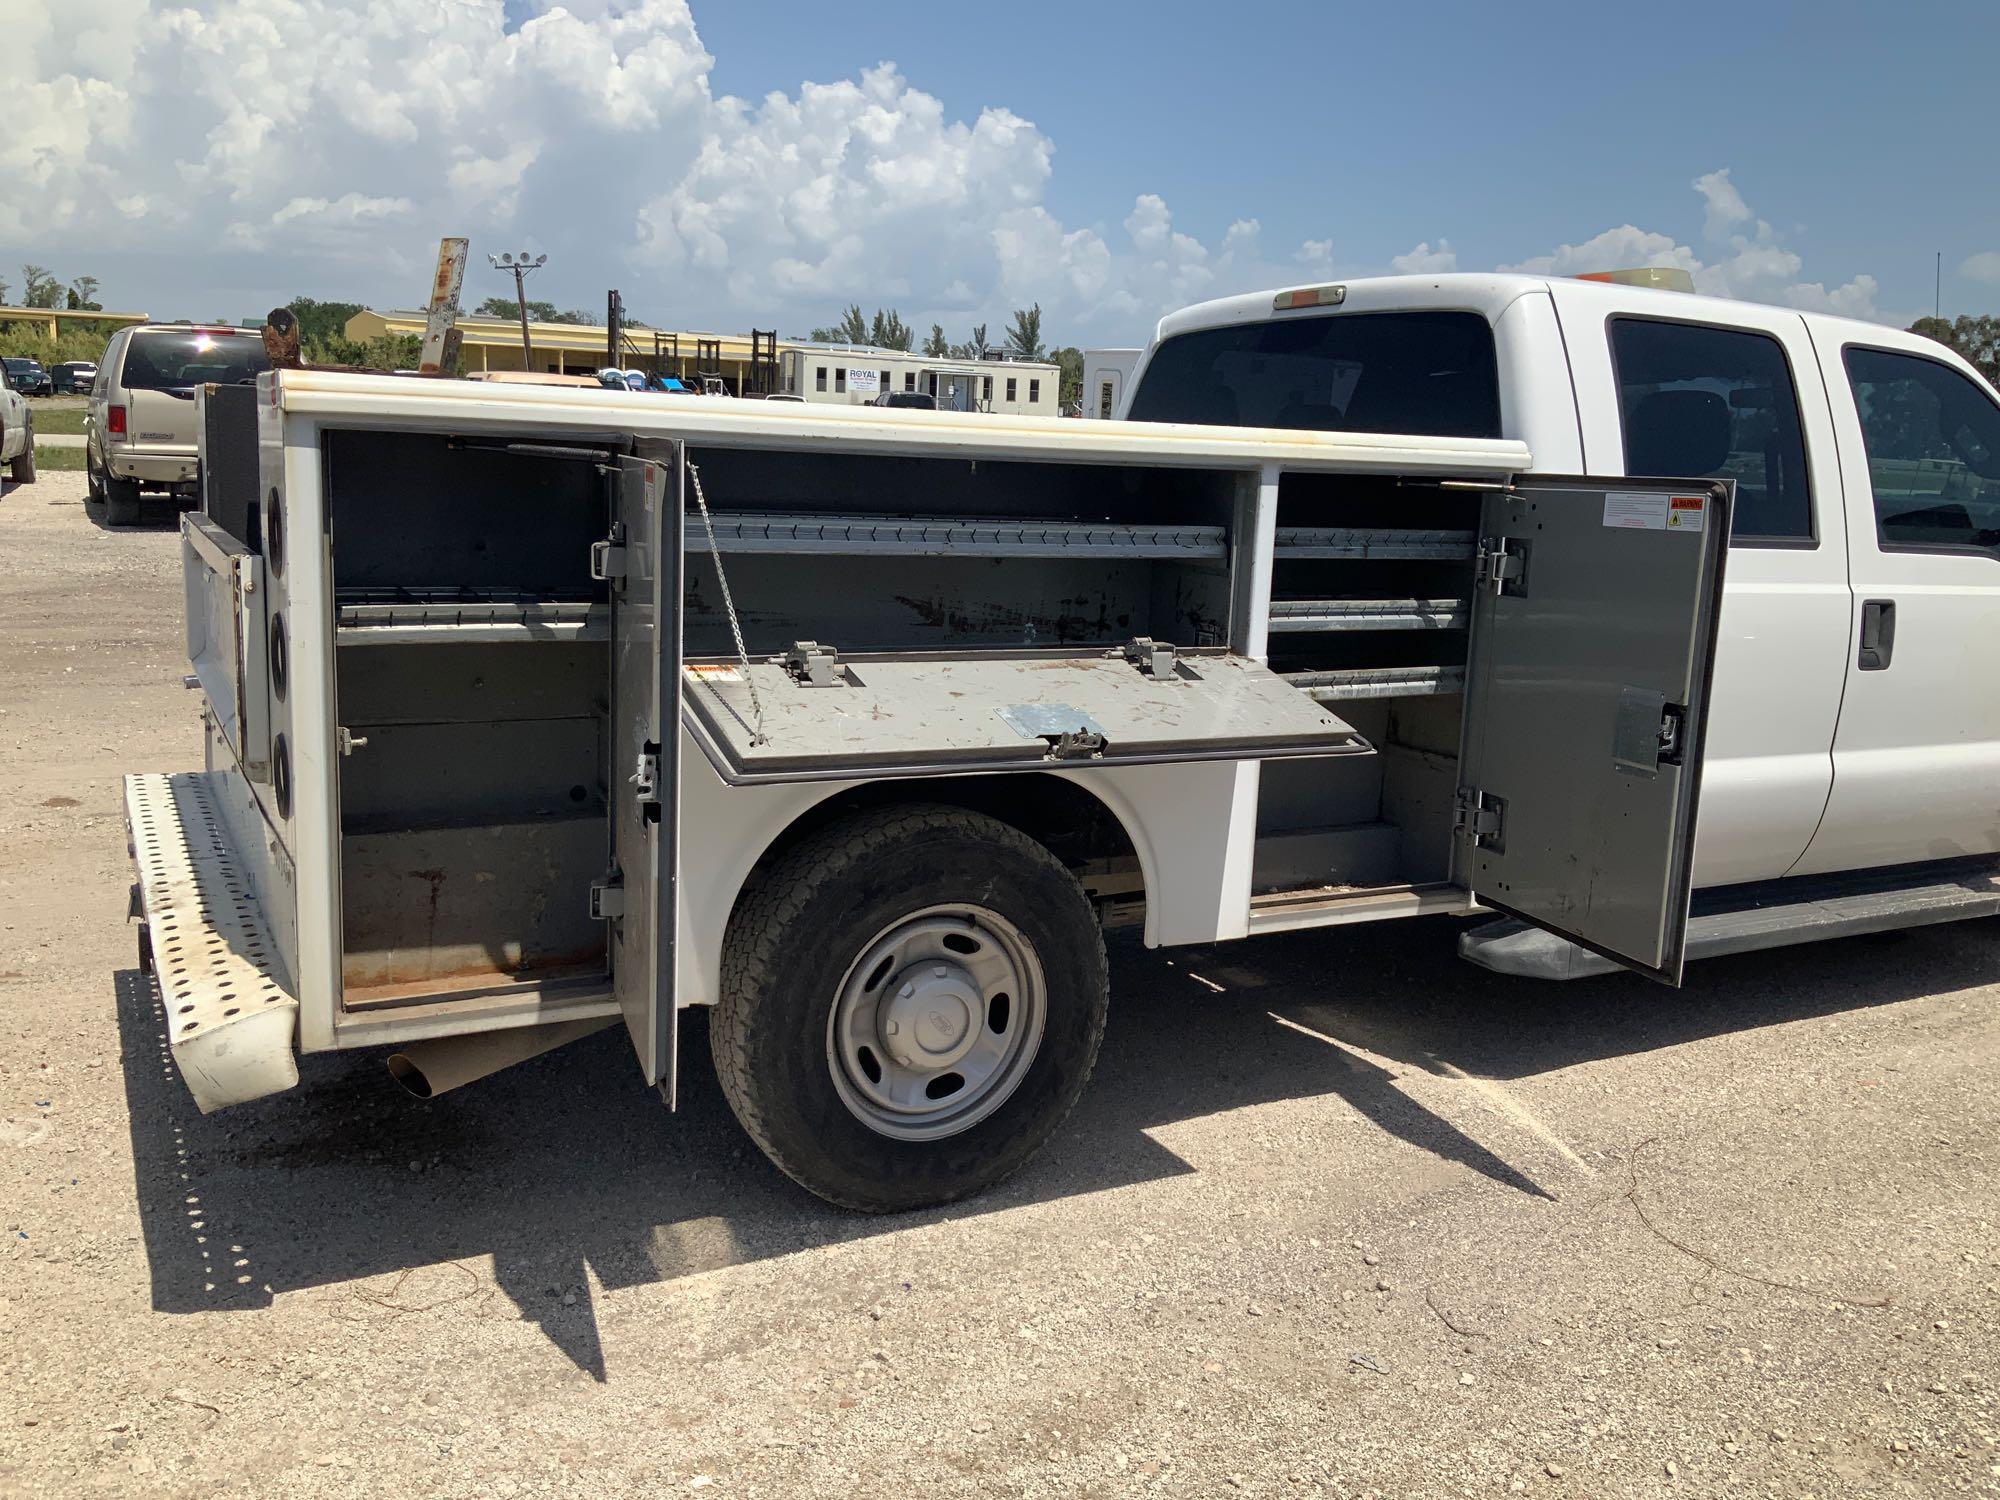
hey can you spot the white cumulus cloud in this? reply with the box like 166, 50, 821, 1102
1962, 251, 2000, 285
1391, 240, 1457, 274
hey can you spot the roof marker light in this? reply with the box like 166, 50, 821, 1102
1273, 284, 1347, 311
1574, 267, 1696, 293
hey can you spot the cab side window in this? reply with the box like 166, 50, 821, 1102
1609, 317, 1814, 543
1843, 347, 2000, 555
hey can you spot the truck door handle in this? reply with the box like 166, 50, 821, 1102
1858, 599, 1896, 671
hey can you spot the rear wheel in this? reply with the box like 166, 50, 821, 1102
9, 422, 34, 484
711, 805, 1108, 1212
104, 473, 142, 526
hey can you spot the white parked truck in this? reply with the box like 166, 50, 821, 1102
127, 273, 2000, 1210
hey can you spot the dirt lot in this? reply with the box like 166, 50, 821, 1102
2, 468, 1997, 1498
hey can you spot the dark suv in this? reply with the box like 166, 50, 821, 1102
1, 358, 54, 397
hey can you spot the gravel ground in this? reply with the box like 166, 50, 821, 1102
2, 468, 1997, 1498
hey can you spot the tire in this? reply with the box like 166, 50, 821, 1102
711, 804, 1108, 1212
104, 474, 142, 526
9, 423, 34, 484
86, 450, 104, 504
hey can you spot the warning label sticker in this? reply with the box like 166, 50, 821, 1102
684, 663, 744, 683
1604, 491, 1706, 532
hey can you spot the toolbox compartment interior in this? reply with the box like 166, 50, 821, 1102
321, 429, 1480, 1011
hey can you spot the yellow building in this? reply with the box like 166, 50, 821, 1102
343, 309, 777, 391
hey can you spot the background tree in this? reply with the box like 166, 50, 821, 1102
868, 308, 914, 351
285, 296, 365, 346
476, 296, 589, 325
65, 276, 102, 311
1911, 314, 2000, 387
1004, 303, 1045, 361
924, 323, 950, 357
950, 323, 989, 360
810, 305, 870, 344
0, 273, 10, 305
20, 265, 63, 309
1049, 346, 1084, 410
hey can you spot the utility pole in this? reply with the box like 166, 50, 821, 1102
1935, 251, 1942, 320
487, 251, 547, 370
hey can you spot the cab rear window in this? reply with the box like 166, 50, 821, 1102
1125, 310, 1501, 438
120, 332, 270, 391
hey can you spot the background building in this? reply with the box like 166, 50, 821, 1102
778, 344, 1060, 415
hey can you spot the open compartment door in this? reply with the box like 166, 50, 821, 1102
682, 647, 1370, 785
1455, 476, 1732, 984
605, 444, 683, 1097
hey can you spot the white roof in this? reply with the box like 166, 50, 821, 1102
270, 368, 1532, 476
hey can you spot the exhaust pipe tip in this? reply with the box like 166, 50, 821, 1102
382, 1016, 617, 1101
385, 1051, 437, 1099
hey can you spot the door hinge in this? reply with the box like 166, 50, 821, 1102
589, 880, 626, 920
1474, 536, 1528, 596
1121, 636, 1178, 678
1453, 786, 1507, 848
590, 538, 628, 581
782, 640, 843, 687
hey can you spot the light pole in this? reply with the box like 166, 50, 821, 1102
487, 251, 547, 371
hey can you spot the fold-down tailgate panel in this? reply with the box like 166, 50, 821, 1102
685, 650, 1369, 784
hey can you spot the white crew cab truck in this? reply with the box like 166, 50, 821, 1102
125, 275, 1999, 1211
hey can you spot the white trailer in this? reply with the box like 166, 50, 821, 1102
128, 271, 2000, 1209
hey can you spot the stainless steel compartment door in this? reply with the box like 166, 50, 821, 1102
1456, 476, 1732, 985
608, 446, 683, 1096
682, 650, 1369, 785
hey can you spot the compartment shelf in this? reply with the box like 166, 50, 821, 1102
686, 512, 1226, 560
336, 589, 607, 644
1284, 665, 1465, 701
1272, 527, 1475, 560
1268, 598, 1469, 633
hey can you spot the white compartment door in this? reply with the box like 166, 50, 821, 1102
1457, 475, 1733, 984
607, 444, 683, 1096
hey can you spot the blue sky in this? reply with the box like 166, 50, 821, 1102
689, 0, 1995, 325
11, 0, 1995, 339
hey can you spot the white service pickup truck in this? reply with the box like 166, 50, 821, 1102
123, 274, 1999, 1212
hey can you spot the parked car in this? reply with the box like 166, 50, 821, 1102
86, 324, 270, 525
874, 390, 938, 410
2, 357, 54, 397
50, 361, 98, 395
0, 361, 37, 482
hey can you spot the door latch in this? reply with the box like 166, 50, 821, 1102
1046, 729, 1107, 761
782, 641, 843, 687
336, 726, 369, 756
590, 539, 628, 581
1453, 786, 1506, 849
1122, 637, 1178, 678
630, 749, 659, 800
1473, 536, 1528, 596
589, 880, 626, 920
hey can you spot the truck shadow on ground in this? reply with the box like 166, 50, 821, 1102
114, 913, 1999, 1378
80, 493, 184, 532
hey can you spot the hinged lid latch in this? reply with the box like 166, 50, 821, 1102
1047, 729, 1107, 761
1122, 637, 1177, 678
1453, 786, 1507, 849
629, 748, 660, 801
591, 525, 629, 581
589, 880, 626, 920
782, 641, 843, 687
1474, 536, 1528, 596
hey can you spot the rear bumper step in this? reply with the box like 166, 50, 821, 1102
1460, 859, 2000, 980
125, 772, 299, 1111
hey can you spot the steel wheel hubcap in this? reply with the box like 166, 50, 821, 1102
826, 905, 1047, 1142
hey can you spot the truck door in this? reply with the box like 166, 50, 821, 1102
1790, 336, 2000, 875
605, 444, 683, 1098
1456, 475, 1733, 983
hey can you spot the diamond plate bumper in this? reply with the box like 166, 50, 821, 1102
125, 772, 299, 1112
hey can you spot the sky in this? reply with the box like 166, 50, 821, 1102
3, 0, 1995, 346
